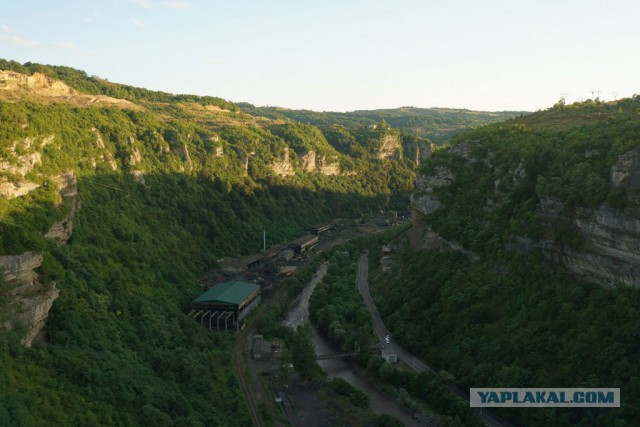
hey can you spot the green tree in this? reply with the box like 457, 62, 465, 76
290, 323, 319, 381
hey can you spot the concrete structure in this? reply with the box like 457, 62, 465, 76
290, 235, 319, 255
382, 349, 398, 364
309, 222, 332, 235
190, 281, 260, 331
251, 335, 272, 360
278, 248, 294, 261
221, 254, 264, 274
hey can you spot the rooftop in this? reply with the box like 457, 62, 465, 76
193, 281, 260, 306
290, 234, 318, 246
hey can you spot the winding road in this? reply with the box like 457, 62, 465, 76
356, 253, 514, 427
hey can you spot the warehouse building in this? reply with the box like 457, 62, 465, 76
290, 234, 319, 255
309, 222, 332, 235
220, 254, 265, 274
189, 281, 260, 331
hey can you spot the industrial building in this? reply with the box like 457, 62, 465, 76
309, 222, 332, 235
220, 254, 265, 274
190, 281, 261, 331
290, 234, 319, 255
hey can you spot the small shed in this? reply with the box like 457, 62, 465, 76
252, 335, 272, 360
382, 349, 398, 364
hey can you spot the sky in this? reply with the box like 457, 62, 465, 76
1, 0, 639, 112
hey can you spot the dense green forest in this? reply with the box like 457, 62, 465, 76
0, 61, 421, 425
423, 96, 640, 257
238, 103, 525, 144
371, 97, 640, 426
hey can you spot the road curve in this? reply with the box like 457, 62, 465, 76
356, 253, 514, 427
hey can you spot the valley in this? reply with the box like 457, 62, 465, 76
1, 59, 639, 427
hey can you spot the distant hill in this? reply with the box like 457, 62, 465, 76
237, 103, 527, 144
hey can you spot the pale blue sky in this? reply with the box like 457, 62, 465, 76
1, 0, 638, 111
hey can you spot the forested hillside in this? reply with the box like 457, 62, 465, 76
238, 103, 525, 144
374, 97, 640, 426
0, 61, 423, 424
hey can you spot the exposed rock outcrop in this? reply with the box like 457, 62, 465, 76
0, 178, 39, 199
298, 150, 340, 175
132, 170, 146, 185
0, 70, 140, 109
611, 150, 640, 189
300, 151, 316, 172
513, 204, 640, 287
413, 150, 640, 286
0, 252, 59, 346
0, 135, 51, 176
271, 147, 295, 176
176, 142, 193, 172
376, 133, 402, 160
410, 165, 479, 258
317, 155, 340, 175
0, 71, 77, 96
0, 135, 56, 198
409, 140, 432, 165
44, 172, 80, 245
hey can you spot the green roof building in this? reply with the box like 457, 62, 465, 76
190, 281, 260, 331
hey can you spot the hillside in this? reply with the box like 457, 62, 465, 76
238, 103, 526, 144
372, 97, 640, 426
0, 61, 427, 424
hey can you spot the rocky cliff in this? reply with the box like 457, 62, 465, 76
0, 135, 54, 198
412, 144, 640, 287
0, 252, 59, 346
0, 170, 78, 343
376, 133, 402, 160
0, 70, 139, 108
506, 201, 640, 287
272, 148, 341, 176
44, 172, 80, 245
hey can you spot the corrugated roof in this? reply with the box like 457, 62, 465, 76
193, 281, 259, 306
291, 235, 318, 246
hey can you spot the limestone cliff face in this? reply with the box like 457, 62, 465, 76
610, 150, 640, 189
300, 151, 316, 172
376, 133, 402, 160
317, 154, 340, 175
411, 166, 454, 250
1, 171, 79, 344
511, 199, 640, 287
0, 71, 77, 96
0, 179, 40, 199
175, 142, 193, 173
412, 145, 640, 287
271, 147, 295, 176
409, 140, 432, 165
44, 172, 80, 245
0, 70, 139, 109
519, 151, 640, 287
0, 252, 59, 346
272, 148, 341, 176
0, 135, 55, 198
